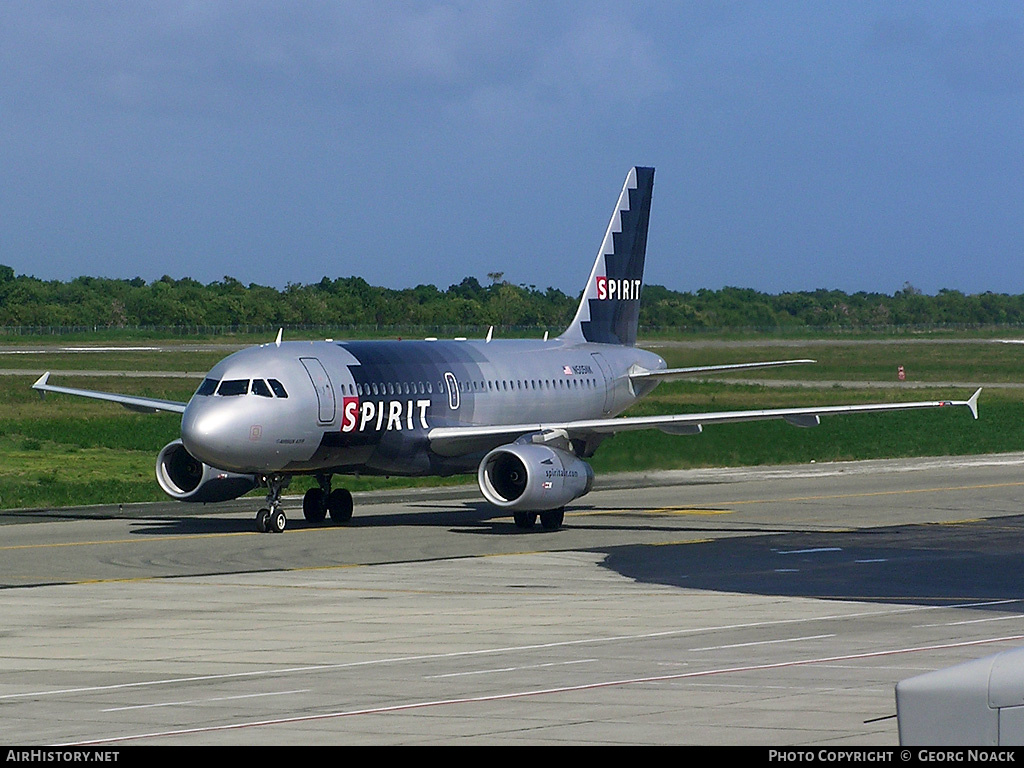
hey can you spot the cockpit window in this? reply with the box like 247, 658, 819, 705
268, 379, 288, 398
196, 378, 218, 396
217, 379, 249, 396
251, 379, 273, 398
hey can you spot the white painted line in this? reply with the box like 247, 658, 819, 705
102, 689, 309, 712
919, 613, 1024, 628
0, 347, 162, 354
424, 659, 597, 679
690, 634, 835, 652
680, 682, 841, 692
777, 547, 842, 555
8, 598, 1020, 703
61, 347, 162, 352
59, 634, 1024, 746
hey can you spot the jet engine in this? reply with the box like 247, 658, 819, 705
477, 443, 594, 511
156, 439, 259, 503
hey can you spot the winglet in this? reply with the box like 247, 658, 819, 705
968, 387, 981, 420
33, 371, 50, 388
33, 371, 49, 398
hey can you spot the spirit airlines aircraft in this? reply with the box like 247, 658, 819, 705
33, 167, 981, 533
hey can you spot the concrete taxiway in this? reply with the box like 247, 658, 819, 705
3, 453, 1024, 745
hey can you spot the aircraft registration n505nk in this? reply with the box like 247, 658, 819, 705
33, 167, 981, 533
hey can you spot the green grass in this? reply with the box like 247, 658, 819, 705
1, 334, 1022, 510
5, 334, 1018, 381
0, 350, 230, 372
648, 340, 1024, 383
593, 398, 1016, 472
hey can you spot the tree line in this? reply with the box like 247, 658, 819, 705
1, 264, 1023, 331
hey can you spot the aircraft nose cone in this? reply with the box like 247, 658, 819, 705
181, 401, 233, 468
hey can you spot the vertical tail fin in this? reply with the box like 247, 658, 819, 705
560, 166, 654, 347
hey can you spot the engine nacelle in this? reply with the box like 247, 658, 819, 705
478, 443, 594, 511
156, 440, 259, 503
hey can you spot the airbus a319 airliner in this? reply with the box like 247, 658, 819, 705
33, 167, 981, 533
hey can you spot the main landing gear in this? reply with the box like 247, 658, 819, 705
253, 474, 354, 533
301, 474, 353, 525
513, 507, 565, 531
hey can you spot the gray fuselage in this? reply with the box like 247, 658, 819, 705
180, 337, 665, 477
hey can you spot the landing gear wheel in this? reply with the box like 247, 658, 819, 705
303, 487, 327, 522
328, 488, 353, 524
513, 511, 537, 530
539, 507, 565, 531
268, 509, 287, 533
256, 474, 289, 533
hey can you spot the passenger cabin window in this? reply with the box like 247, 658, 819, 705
217, 379, 249, 396
268, 379, 288, 398
196, 378, 218, 396
251, 379, 273, 398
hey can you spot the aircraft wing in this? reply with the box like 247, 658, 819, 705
427, 388, 981, 457
32, 372, 189, 415
628, 358, 815, 383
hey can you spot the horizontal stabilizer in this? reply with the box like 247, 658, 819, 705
629, 358, 816, 383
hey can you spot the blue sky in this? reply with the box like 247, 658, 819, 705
1, 1, 1021, 296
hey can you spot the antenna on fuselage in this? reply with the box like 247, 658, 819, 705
485, 326, 493, 343
275, 328, 282, 347
543, 331, 548, 341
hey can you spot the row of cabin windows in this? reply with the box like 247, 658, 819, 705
353, 381, 432, 397
348, 377, 599, 397
471, 377, 598, 392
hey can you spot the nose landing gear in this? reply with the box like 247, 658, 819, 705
255, 474, 289, 533
256, 506, 286, 533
